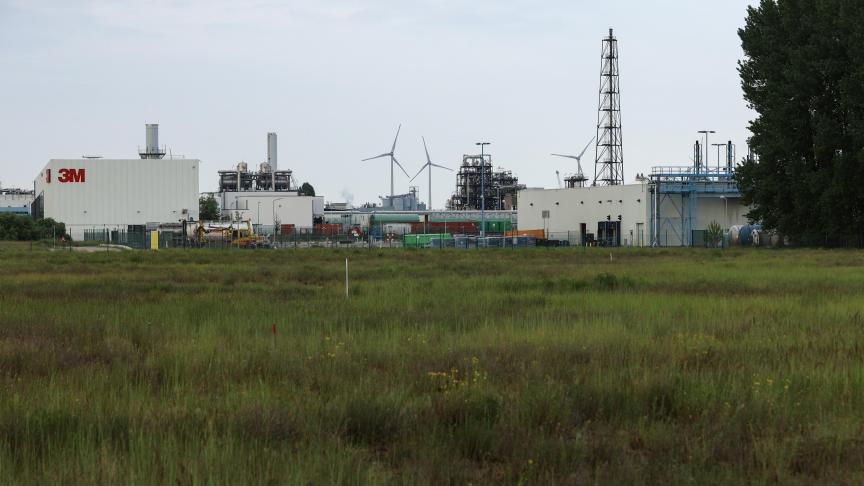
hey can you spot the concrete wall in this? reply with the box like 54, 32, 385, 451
34, 159, 199, 239
517, 184, 650, 246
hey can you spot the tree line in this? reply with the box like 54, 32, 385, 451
0, 214, 66, 241
736, 0, 864, 246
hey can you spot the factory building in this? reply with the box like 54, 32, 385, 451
519, 184, 651, 246
518, 148, 750, 247
378, 187, 426, 211
0, 188, 34, 215
32, 125, 199, 239
216, 132, 323, 229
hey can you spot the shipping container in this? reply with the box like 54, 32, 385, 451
313, 223, 342, 235
404, 233, 455, 248
381, 223, 412, 235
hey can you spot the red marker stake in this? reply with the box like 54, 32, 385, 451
271, 324, 277, 350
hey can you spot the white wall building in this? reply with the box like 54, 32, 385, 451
219, 191, 323, 228
0, 189, 34, 215
33, 158, 199, 239
518, 184, 651, 246
518, 182, 749, 247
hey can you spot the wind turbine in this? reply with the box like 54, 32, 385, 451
362, 124, 410, 198
410, 137, 452, 210
551, 136, 595, 188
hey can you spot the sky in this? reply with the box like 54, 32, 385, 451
0, 0, 756, 208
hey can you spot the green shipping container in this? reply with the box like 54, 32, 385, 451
403, 233, 454, 247
482, 220, 512, 232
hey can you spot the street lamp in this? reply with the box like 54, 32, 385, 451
712, 143, 725, 170
256, 201, 261, 233
697, 130, 715, 173
272, 197, 288, 238
476, 142, 490, 238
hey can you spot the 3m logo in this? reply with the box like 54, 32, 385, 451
57, 168, 86, 183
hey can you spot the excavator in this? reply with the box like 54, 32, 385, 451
188, 219, 270, 248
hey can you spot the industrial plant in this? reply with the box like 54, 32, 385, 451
6, 28, 757, 249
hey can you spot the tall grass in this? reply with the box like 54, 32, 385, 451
1, 243, 864, 483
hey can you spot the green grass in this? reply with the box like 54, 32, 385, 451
1, 242, 864, 484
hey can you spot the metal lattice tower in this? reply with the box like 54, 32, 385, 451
593, 28, 624, 186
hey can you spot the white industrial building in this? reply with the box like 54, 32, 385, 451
216, 132, 323, 229
518, 168, 750, 247
220, 191, 323, 228
519, 184, 652, 246
0, 188, 34, 215
32, 125, 199, 239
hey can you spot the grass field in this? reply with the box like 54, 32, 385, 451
1, 243, 863, 484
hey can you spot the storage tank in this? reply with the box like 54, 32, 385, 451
372, 213, 422, 224
237, 162, 248, 173
737, 224, 763, 246
728, 225, 742, 246
259, 163, 271, 173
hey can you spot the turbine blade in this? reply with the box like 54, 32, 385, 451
422, 136, 431, 164
551, 153, 579, 160
577, 136, 597, 160
392, 156, 410, 177
362, 153, 390, 161
410, 164, 429, 182
391, 124, 402, 153
429, 163, 453, 171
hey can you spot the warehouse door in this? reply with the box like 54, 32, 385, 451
597, 221, 621, 247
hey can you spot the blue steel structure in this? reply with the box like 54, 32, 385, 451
649, 164, 740, 247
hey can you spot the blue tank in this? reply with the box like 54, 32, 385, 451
738, 224, 763, 246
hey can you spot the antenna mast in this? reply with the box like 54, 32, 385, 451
593, 28, 624, 186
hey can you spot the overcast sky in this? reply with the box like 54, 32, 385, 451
1, 0, 755, 208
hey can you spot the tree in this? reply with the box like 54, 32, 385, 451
0, 214, 65, 241
299, 182, 315, 197
736, 0, 864, 246
199, 195, 220, 221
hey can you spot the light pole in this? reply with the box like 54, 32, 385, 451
272, 197, 288, 238
476, 142, 490, 238
257, 201, 261, 233
697, 130, 715, 172
712, 143, 725, 170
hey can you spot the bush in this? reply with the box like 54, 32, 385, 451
0, 214, 65, 241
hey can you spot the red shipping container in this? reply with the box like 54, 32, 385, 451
314, 224, 341, 235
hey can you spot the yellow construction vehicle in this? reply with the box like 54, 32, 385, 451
189, 219, 270, 248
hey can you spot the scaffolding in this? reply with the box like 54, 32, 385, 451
648, 165, 739, 247
447, 154, 525, 210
